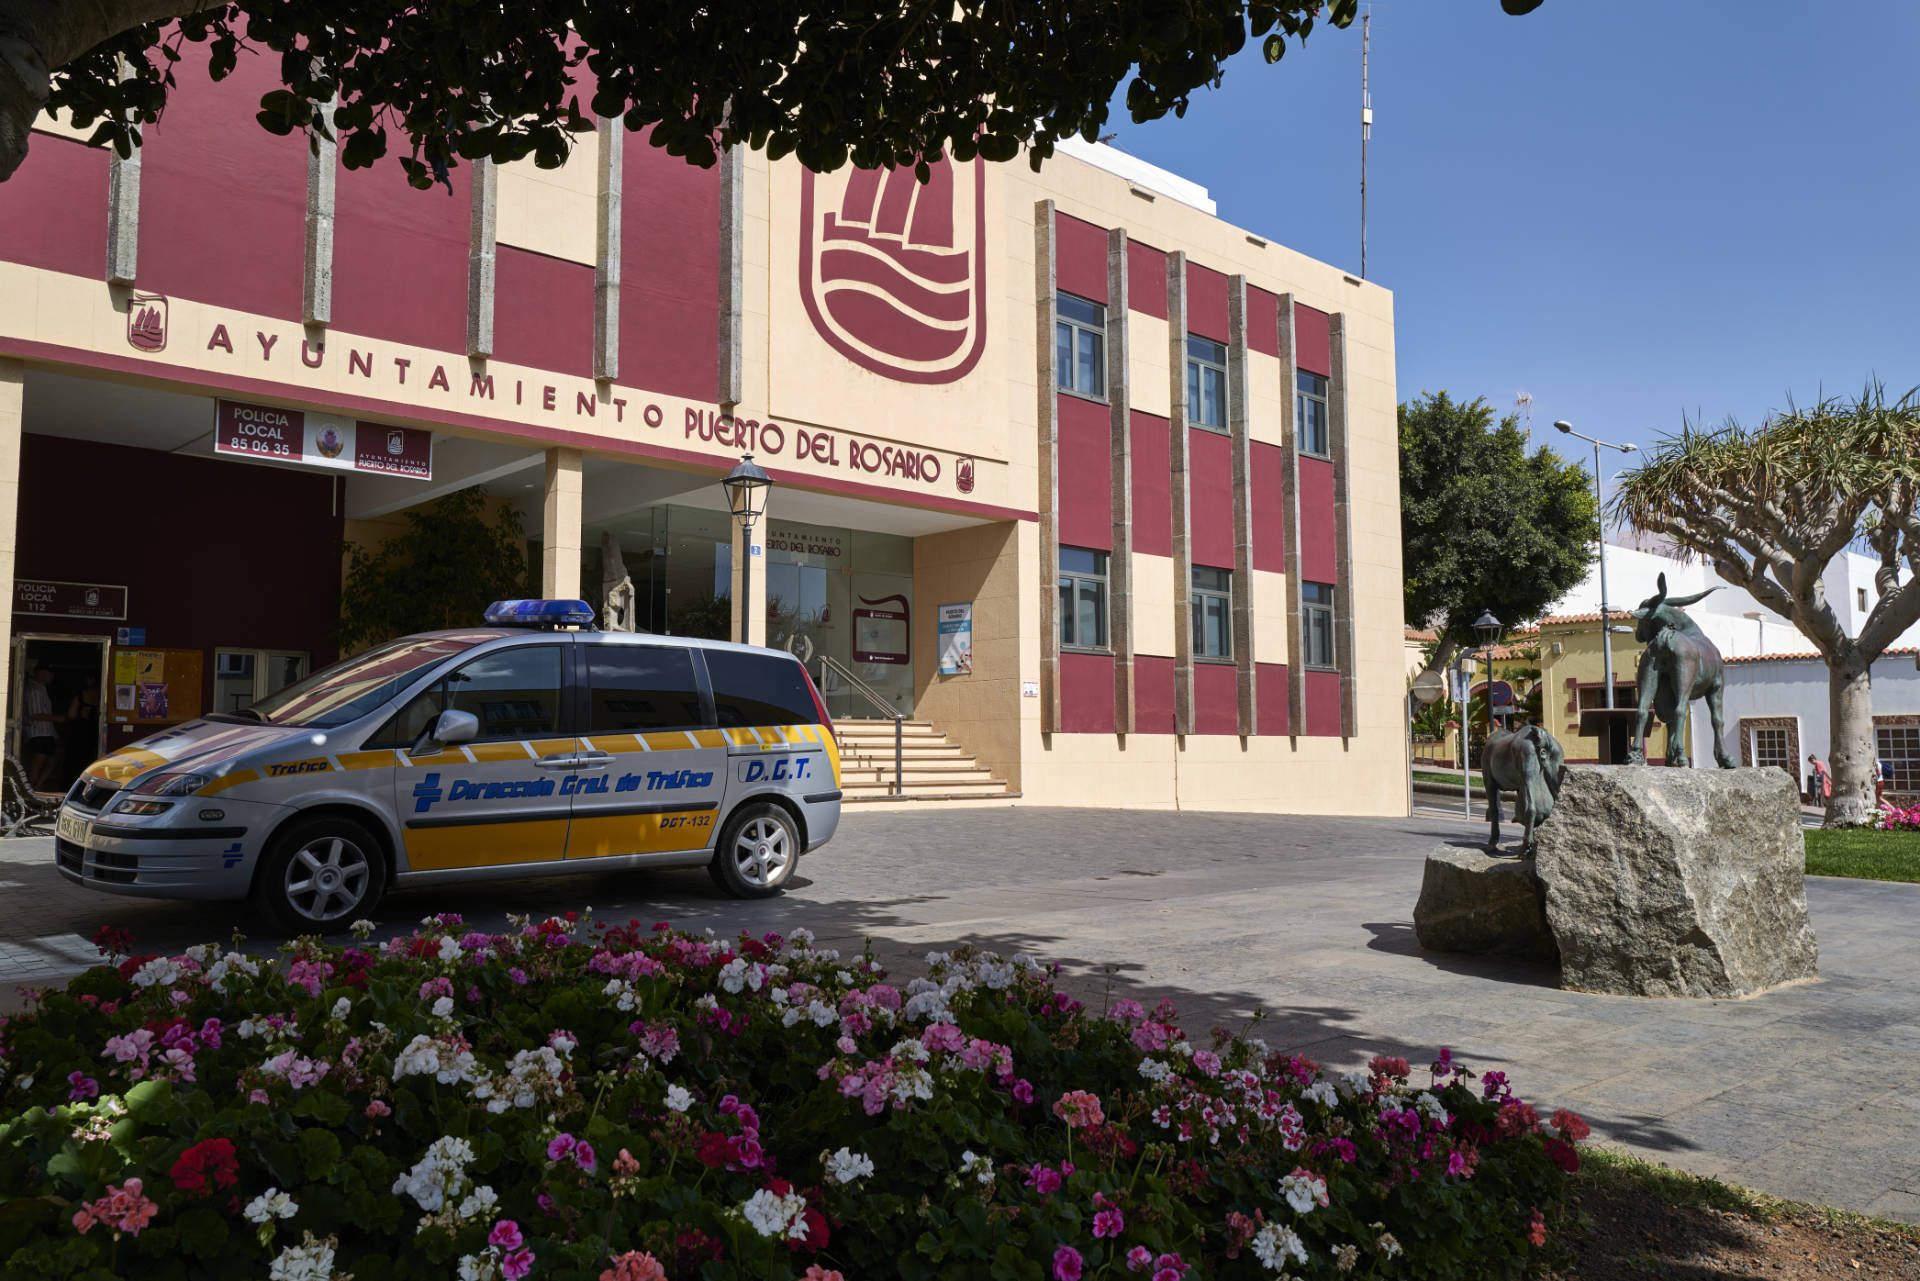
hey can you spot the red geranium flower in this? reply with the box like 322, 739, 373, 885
170, 1137, 239, 1198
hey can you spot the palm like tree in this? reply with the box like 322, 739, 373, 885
1612, 386, 1920, 826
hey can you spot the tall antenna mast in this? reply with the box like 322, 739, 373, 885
1516, 392, 1534, 435
1360, 8, 1372, 279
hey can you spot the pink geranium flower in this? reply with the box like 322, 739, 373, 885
1053, 1244, 1085, 1281
1052, 1090, 1105, 1129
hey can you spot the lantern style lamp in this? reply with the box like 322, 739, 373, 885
720, 455, 773, 644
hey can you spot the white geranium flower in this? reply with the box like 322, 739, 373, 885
1279, 1170, 1329, 1214
437, 936, 463, 963
824, 1146, 874, 1185
1252, 1223, 1310, 1269
129, 957, 182, 989
267, 1234, 337, 1281
1302, 1080, 1339, 1108
431, 996, 454, 1019
331, 996, 351, 1021
244, 1188, 299, 1223
1138, 1058, 1173, 1083
718, 958, 749, 994
665, 1084, 693, 1113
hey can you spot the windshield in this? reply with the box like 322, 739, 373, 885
240, 634, 494, 728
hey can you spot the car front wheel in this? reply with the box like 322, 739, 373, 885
710, 803, 799, 899
254, 815, 387, 934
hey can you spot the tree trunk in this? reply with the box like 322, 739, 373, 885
1825, 651, 1876, 828
0, 1, 198, 182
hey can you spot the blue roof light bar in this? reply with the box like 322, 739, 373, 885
483, 599, 597, 629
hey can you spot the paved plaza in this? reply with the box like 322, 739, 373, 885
3, 807, 1917, 1224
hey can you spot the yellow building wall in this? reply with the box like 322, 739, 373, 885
1537, 623, 1663, 762
912, 522, 1025, 791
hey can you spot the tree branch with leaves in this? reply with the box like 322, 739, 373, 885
1612, 386, 1920, 827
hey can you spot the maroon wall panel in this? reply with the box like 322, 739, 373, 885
1193, 661, 1239, 736
1251, 441, 1287, 573
1060, 651, 1115, 734
1130, 412, 1172, 558
1248, 285, 1281, 357
1055, 214, 1108, 304
619, 132, 719, 402
1304, 670, 1342, 737
1256, 662, 1290, 736
1134, 655, 1175, 732
332, 155, 471, 354
1188, 427, 1234, 569
1299, 456, 1337, 583
15, 433, 341, 743
0, 135, 105, 277
138, 47, 307, 320
1295, 304, 1331, 376
1057, 395, 1112, 551
1185, 262, 1230, 342
493, 247, 594, 379
1126, 241, 1167, 319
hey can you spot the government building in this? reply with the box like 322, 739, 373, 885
0, 49, 1405, 814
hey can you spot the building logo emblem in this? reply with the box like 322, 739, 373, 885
386, 429, 406, 456
127, 293, 168, 352
955, 457, 976, 494
799, 154, 987, 385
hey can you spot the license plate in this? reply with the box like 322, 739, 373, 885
56, 809, 90, 847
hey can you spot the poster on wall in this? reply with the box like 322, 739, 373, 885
937, 602, 973, 675
852, 594, 910, 665
136, 683, 169, 719
214, 400, 432, 480
114, 685, 135, 712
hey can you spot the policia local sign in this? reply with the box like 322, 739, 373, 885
215, 400, 432, 479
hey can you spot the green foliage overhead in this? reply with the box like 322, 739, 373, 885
1, 0, 1540, 186
335, 487, 530, 649
1399, 392, 1599, 658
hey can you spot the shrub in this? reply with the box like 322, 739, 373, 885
0, 916, 1581, 1280
1876, 801, 1920, 831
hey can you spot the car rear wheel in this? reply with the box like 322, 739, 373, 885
255, 814, 387, 934
710, 803, 799, 899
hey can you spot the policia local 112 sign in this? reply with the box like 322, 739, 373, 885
214, 399, 432, 479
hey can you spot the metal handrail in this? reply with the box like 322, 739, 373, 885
816, 655, 905, 795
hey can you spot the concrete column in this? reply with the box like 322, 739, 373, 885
303, 96, 337, 325
467, 158, 498, 358
729, 517, 767, 646
1329, 312, 1358, 739
0, 362, 20, 722
1166, 252, 1194, 737
717, 144, 746, 409
540, 447, 583, 599
1034, 201, 1062, 734
1106, 227, 1135, 735
106, 146, 139, 288
1227, 274, 1257, 736
1279, 294, 1306, 739
593, 117, 622, 381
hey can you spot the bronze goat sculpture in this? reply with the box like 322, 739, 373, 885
1482, 723, 1566, 856
1627, 572, 1737, 768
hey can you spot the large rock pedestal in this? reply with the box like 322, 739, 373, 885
1414, 847, 1558, 963
1533, 766, 1818, 997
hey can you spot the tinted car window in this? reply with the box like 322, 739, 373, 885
377, 646, 564, 745
587, 647, 703, 733
706, 650, 820, 728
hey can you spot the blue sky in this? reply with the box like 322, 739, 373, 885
1098, 1, 1920, 491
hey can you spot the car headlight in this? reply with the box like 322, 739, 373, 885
129, 772, 211, 797
111, 797, 175, 816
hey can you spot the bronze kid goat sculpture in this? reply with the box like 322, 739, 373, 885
1626, 573, 1737, 768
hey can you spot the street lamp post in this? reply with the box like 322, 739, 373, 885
720, 454, 772, 645
1469, 611, 1503, 814
1554, 421, 1637, 708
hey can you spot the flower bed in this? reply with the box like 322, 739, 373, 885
0, 916, 1583, 1280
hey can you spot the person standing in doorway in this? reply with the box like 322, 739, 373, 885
60, 684, 101, 789
1806, 753, 1832, 807
24, 666, 62, 792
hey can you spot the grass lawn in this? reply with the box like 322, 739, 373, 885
1803, 827, 1920, 883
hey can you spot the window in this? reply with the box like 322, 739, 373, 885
1296, 371, 1329, 457
1876, 725, 1920, 792
381, 645, 564, 745
1191, 566, 1232, 660
245, 635, 482, 729
587, 647, 703, 733
1303, 581, 1336, 669
1059, 547, 1110, 650
1857, 587, 1869, 613
1751, 726, 1792, 776
1055, 294, 1106, 400
707, 649, 822, 728
1186, 335, 1228, 431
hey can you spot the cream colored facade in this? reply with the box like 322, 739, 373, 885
3, 101, 1405, 815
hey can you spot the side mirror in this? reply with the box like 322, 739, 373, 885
412, 709, 479, 756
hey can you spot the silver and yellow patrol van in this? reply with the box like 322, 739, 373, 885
54, 600, 843, 932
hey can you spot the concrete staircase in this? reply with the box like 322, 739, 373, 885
832, 718, 1019, 804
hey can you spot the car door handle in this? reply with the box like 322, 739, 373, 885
573, 750, 615, 765
535, 754, 585, 771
